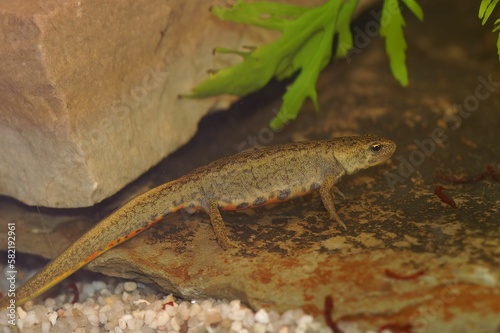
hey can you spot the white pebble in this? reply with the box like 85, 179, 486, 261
99, 311, 108, 324
254, 309, 270, 324
24, 310, 38, 327
132, 309, 145, 320
17, 307, 27, 320
144, 310, 156, 325
123, 281, 137, 292
147, 300, 163, 312
82, 283, 97, 297
164, 294, 176, 305
178, 302, 190, 321
253, 322, 266, 333
228, 309, 246, 321
229, 299, 241, 311
91, 281, 107, 291
156, 311, 169, 327
126, 317, 136, 330
82, 308, 99, 327
100, 304, 112, 314
118, 314, 133, 329
166, 305, 178, 317
132, 317, 144, 330
48, 311, 58, 325
206, 309, 222, 325
171, 316, 181, 331
280, 310, 295, 325
114, 283, 125, 294
219, 303, 230, 319
295, 326, 306, 333
202, 299, 214, 309
104, 318, 119, 330
297, 314, 314, 326
133, 299, 150, 307
278, 327, 289, 333
190, 315, 203, 327
41, 321, 50, 333
190, 302, 201, 317
242, 311, 255, 328
44, 298, 56, 308
231, 320, 243, 331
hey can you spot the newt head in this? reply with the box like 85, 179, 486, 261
332, 134, 396, 175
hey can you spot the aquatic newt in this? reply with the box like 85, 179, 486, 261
1, 135, 395, 308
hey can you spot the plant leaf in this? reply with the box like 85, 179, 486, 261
211, 0, 308, 32
478, 0, 500, 25
401, 0, 424, 21
479, 0, 492, 20
190, 0, 421, 128
380, 0, 408, 87
335, 0, 358, 58
270, 2, 342, 128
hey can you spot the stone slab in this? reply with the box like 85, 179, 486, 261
0, 0, 323, 208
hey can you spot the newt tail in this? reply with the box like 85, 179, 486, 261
1, 134, 396, 308
6, 180, 193, 308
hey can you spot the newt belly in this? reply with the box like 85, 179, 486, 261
1, 134, 395, 308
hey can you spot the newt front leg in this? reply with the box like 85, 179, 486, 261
320, 174, 347, 230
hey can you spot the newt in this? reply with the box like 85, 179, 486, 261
1, 134, 395, 308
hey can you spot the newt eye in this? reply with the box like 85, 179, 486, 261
369, 142, 383, 152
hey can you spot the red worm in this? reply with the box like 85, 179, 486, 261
385, 269, 425, 280
68, 283, 79, 304
436, 165, 500, 184
434, 186, 457, 208
324, 295, 343, 333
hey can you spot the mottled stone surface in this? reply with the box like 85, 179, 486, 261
1, 0, 499, 332
0, 0, 326, 208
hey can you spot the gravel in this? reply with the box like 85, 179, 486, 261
0, 264, 356, 333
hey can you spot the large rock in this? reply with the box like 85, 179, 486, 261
0, 0, 325, 208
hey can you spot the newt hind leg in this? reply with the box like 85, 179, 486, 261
208, 200, 240, 250
320, 175, 347, 230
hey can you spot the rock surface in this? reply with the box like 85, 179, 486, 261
0, 0, 325, 208
1, 0, 499, 332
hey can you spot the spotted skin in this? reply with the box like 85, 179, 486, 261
1, 135, 395, 308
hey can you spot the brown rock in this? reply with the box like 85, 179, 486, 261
0, 0, 327, 208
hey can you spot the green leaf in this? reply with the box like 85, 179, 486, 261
478, 1, 500, 61
335, 0, 358, 58
478, 0, 500, 25
190, 0, 421, 128
401, 0, 424, 21
191, 0, 351, 125
380, 0, 408, 87
479, 0, 491, 20
211, 0, 308, 32
497, 31, 500, 61
493, 18, 500, 60
271, 0, 343, 128
494, 18, 500, 30
272, 28, 335, 128
189, 43, 282, 97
